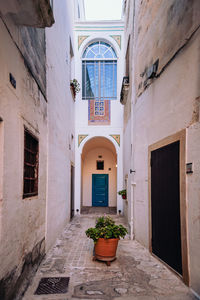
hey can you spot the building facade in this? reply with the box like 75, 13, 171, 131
0, 1, 75, 299
74, 9, 125, 214
45, 0, 75, 251
122, 0, 200, 297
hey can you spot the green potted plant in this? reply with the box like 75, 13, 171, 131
118, 189, 127, 199
85, 216, 128, 266
70, 79, 80, 98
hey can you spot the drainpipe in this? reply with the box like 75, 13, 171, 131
129, 0, 136, 240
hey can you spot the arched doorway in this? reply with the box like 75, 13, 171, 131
81, 137, 117, 213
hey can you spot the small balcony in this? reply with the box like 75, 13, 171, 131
0, 0, 54, 28
120, 76, 129, 105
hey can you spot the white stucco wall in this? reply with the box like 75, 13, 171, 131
74, 21, 125, 214
133, 31, 200, 248
131, 27, 200, 292
82, 147, 117, 207
0, 18, 47, 283
122, 0, 135, 237
45, 0, 75, 250
123, 0, 200, 294
187, 123, 200, 295
122, 118, 131, 217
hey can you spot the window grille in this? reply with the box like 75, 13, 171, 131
82, 41, 117, 101
23, 129, 39, 198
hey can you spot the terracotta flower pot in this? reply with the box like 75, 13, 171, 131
94, 238, 119, 265
122, 194, 126, 199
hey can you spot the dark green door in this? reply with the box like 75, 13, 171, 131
92, 174, 108, 207
151, 141, 182, 275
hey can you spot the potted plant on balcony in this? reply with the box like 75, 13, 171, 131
70, 79, 80, 99
85, 216, 127, 266
118, 189, 127, 199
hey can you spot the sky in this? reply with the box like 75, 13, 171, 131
84, 0, 123, 21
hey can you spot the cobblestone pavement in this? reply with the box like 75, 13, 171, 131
23, 215, 196, 300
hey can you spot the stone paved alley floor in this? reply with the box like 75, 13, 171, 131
23, 215, 196, 300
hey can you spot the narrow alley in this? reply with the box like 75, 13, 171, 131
0, 0, 200, 299
23, 214, 194, 300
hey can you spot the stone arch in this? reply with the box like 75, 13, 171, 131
79, 134, 119, 155
81, 136, 118, 211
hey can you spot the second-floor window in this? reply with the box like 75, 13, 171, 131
82, 41, 117, 100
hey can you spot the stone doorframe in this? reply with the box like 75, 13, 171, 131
148, 129, 189, 285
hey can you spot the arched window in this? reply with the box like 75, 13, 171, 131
82, 41, 117, 101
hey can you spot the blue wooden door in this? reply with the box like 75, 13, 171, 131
92, 174, 108, 207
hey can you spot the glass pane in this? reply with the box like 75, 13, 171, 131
86, 63, 95, 98
101, 42, 111, 49
95, 54, 103, 58
85, 49, 95, 58
100, 62, 104, 99
113, 62, 117, 98
104, 62, 114, 98
110, 47, 117, 58
95, 62, 99, 99
99, 45, 108, 55
82, 63, 86, 98
104, 49, 113, 59
91, 45, 99, 55
90, 42, 99, 48
82, 49, 87, 58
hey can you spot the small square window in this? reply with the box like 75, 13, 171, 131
97, 160, 104, 170
23, 129, 39, 198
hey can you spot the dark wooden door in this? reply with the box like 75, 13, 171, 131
92, 174, 108, 207
151, 141, 182, 274
70, 165, 75, 219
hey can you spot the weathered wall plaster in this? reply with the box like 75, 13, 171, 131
133, 26, 200, 294
0, 16, 47, 300
123, 0, 200, 295
0, 15, 46, 97
134, 0, 200, 96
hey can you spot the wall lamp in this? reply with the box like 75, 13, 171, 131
130, 169, 136, 174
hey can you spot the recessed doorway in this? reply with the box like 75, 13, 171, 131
149, 130, 189, 285
151, 141, 182, 274
81, 137, 117, 212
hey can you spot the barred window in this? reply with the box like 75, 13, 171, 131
82, 41, 117, 100
23, 129, 39, 198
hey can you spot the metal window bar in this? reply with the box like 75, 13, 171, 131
23, 130, 39, 198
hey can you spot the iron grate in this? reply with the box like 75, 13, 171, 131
34, 277, 70, 295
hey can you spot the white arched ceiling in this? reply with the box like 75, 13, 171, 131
82, 136, 117, 160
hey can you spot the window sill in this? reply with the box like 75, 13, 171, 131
23, 194, 38, 200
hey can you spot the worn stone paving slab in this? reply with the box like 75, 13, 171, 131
23, 215, 196, 300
